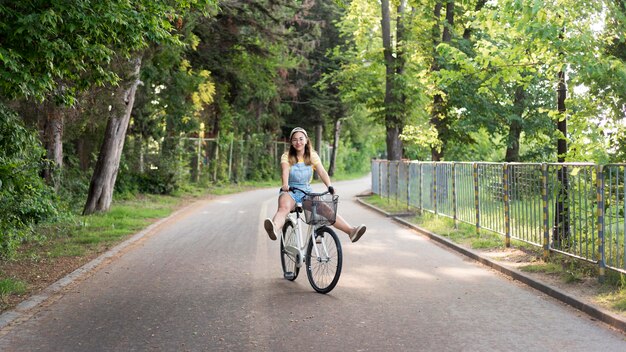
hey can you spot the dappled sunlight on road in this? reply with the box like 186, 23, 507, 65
340, 264, 438, 290
348, 240, 395, 255
436, 266, 492, 281
394, 267, 437, 280
339, 264, 387, 289
395, 229, 428, 241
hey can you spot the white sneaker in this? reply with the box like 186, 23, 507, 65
350, 225, 366, 243
264, 218, 277, 240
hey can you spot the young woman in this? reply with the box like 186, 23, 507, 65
264, 127, 366, 242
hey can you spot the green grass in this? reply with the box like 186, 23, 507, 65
613, 296, 626, 311
597, 285, 626, 312
521, 263, 562, 274
0, 278, 27, 297
48, 242, 85, 257
27, 193, 181, 261
471, 237, 504, 250
364, 194, 413, 214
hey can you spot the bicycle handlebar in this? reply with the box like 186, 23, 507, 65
282, 186, 333, 197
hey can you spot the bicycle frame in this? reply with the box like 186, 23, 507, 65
278, 187, 342, 293
282, 202, 331, 268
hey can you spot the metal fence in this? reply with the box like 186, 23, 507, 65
142, 135, 333, 184
371, 160, 626, 276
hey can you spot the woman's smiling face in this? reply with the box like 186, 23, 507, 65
291, 132, 307, 151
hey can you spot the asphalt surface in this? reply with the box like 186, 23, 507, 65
1, 177, 626, 351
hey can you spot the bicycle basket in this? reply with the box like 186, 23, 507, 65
302, 193, 339, 226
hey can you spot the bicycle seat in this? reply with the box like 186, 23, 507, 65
290, 202, 303, 213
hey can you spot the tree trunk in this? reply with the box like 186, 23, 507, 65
328, 118, 341, 177
553, 59, 570, 246
505, 85, 525, 162
83, 57, 142, 215
556, 69, 567, 162
429, 1, 454, 161
381, 0, 405, 161
43, 103, 64, 189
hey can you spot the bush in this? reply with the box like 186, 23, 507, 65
135, 168, 178, 195
0, 104, 59, 257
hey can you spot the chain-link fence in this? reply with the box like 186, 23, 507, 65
371, 160, 626, 277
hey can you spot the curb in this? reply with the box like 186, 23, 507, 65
355, 197, 626, 333
0, 202, 194, 331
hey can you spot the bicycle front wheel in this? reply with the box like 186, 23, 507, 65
305, 226, 342, 293
281, 220, 300, 281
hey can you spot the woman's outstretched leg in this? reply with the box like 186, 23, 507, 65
332, 214, 366, 243
264, 193, 295, 240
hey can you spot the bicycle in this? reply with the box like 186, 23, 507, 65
280, 187, 343, 294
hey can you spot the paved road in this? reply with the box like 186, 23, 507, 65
1, 177, 626, 351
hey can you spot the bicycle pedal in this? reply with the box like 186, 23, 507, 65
284, 272, 295, 280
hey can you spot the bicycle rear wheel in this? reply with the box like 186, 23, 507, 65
305, 226, 342, 293
281, 220, 300, 281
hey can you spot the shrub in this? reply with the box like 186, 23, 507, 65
0, 104, 59, 257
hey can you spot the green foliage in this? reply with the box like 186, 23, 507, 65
0, 104, 59, 257
243, 134, 278, 182
0, 0, 218, 102
332, 121, 384, 174
521, 263, 563, 274
334, 0, 626, 163
134, 169, 179, 195
0, 278, 27, 297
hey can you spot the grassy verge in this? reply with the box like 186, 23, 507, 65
360, 194, 626, 314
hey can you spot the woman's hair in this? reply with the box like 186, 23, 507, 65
288, 131, 313, 165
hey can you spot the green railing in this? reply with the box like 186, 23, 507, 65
371, 160, 626, 276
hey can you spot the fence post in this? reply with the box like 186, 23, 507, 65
433, 163, 438, 215
376, 160, 381, 195
406, 161, 410, 210
503, 163, 511, 248
474, 163, 480, 235
542, 163, 550, 259
452, 163, 458, 229
395, 161, 400, 206
596, 165, 606, 282
419, 162, 423, 213
385, 160, 391, 203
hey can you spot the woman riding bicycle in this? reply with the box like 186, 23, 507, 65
264, 127, 366, 243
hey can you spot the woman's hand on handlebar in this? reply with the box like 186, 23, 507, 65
280, 185, 289, 192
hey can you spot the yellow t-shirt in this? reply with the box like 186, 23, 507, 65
280, 151, 321, 168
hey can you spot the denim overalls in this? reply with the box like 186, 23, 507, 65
286, 159, 314, 203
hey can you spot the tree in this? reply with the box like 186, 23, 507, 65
0, 1, 135, 189
83, 1, 218, 214
380, 0, 407, 160
0, 104, 58, 255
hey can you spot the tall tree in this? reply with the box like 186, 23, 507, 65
84, 0, 217, 214
84, 58, 143, 213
